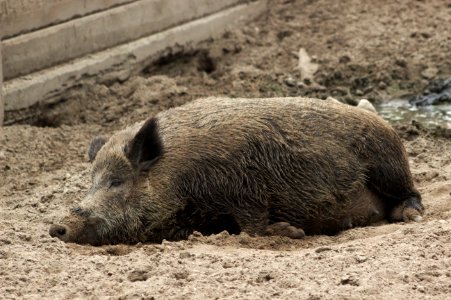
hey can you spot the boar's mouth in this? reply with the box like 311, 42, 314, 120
49, 213, 107, 246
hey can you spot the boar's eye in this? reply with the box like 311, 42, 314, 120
109, 179, 123, 188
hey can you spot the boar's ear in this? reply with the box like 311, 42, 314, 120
126, 118, 163, 170
88, 136, 109, 162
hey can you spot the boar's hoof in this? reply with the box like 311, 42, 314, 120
401, 207, 423, 222
265, 222, 305, 239
49, 224, 68, 240
390, 197, 425, 222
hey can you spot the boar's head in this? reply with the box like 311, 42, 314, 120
49, 118, 163, 245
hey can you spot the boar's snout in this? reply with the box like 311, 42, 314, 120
49, 212, 105, 245
49, 224, 69, 240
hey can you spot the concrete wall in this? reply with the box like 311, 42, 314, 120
1, 0, 267, 125
0, 0, 135, 38
3, 0, 243, 79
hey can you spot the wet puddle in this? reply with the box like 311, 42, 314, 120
376, 100, 451, 129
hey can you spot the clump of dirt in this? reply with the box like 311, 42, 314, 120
1, 0, 450, 299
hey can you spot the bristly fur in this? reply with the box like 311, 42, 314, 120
52, 97, 423, 245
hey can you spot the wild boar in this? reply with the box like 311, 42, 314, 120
49, 97, 424, 245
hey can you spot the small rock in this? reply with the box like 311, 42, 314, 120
63, 173, 71, 181
309, 82, 326, 91
315, 246, 333, 253
256, 273, 274, 283
188, 231, 203, 241
173, 270, 189, 280
128, 270, 149, 282
18, 233, 32, 242
284, 76, 297, 87
355, 255, 368, 263
339, 55, 351, 64
378, 81, 387, 89
395, 58, 407, 68
179, 252, 192, 259
0, 250, 9, 259
238, 237, 250, 245
297, 48, 319, 81
192, 231, 203, 237
421, 67, 438, 80
222, 261, 234, 269
340, 275, 360, 286
296, 81, 308, 89
277, 30, 293, 40
331, 86, 350, 97
214, 230, 230, 239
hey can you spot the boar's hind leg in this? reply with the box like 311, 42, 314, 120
370, 172, 424, 223
369, 172, 423, 222
366, 143, 424, 222
265, 222, 305, 239
389, 197, 424, 222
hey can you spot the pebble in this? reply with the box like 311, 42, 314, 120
179, 252, 192, 259
340, 274, 360, 286
355, 89, 364, 96
355, 255, 368, 263
378, 81, 387, 89
284, 76, 297, 87
395, 58, 407, 68
421, 67, 438, 79
315, 246, 333, 253
222, 261, 234, 269
339, 55, 351, 64
173, 270, 189, 280
128, 270, 149, 282
0, 250, 9, 259
256, 273, 274, 283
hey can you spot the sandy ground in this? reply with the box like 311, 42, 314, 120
1, 0, 450, 299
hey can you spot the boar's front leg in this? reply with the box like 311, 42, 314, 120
240, 218, 305, 239
264, 222, 306, 239
231, 205, 305, 239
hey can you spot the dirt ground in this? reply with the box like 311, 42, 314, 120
1, 0, 450, 299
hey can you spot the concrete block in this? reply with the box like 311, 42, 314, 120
2, 0, 242, 79
4, 0, 267, 118
0, 0, 136, 38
